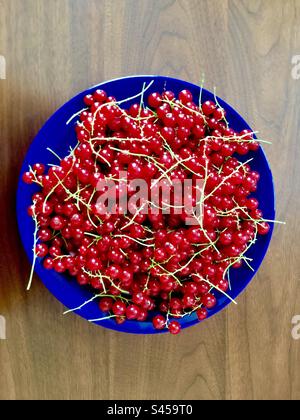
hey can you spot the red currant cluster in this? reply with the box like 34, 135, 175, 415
23, 86, 270, 334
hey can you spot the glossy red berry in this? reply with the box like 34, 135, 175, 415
197, 307, 208, 320
179, 89, 193, 104
112, 300, 126, 316
202, 293, 217, 309
35, 243, 48, 257
99, 297, 113, 312
148, 92, 162, 108
125, 304, 139, 320
152, 315, 166, 330
202, 100, 216, 116
22, 171, 34, 184
257, 222, 270, 235
168, 320, 181, 335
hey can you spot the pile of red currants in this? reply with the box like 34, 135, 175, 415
22, 86, 270, 334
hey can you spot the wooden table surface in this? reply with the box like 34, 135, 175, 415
0, 0, 299, 401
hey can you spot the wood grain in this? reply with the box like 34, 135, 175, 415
0, 0, 300, 400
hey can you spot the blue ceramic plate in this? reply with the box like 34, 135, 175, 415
17, 75, 275, 334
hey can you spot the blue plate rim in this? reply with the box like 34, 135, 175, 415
16, 75, 276, 334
